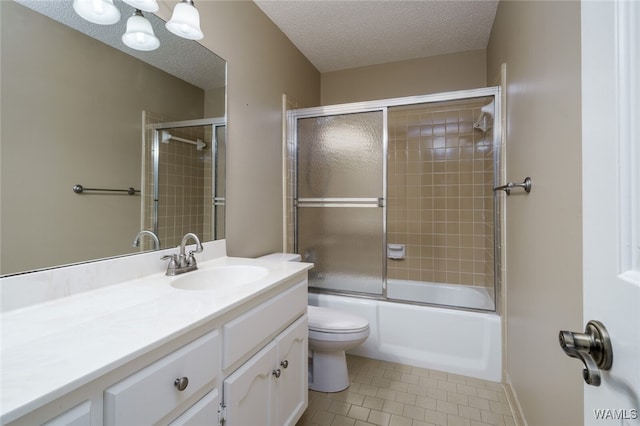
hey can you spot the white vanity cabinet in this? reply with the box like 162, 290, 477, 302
220, 280, 308, 426
2, 266, 310, 426
222, 316, 307, 426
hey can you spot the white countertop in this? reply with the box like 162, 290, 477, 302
0, 256, 312, 424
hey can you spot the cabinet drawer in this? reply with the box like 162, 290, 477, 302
104, 330, 220, 426
43, 401, 91, 426
223, 281, 306, 368
169, 388, 220, 426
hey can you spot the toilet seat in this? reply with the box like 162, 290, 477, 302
307, 305, 369, 334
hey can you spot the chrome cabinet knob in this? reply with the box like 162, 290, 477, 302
272, 369, 281, 378
174, 377, 189, 391
559, 320, 613, 386
280, 360, 289, 369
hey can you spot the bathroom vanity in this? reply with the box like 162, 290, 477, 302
0, 249, 312, 426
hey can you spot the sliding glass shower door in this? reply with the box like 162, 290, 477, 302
295, 111, 386, 296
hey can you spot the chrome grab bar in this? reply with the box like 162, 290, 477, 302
493, 177, 532, 195
73, 184, 140, 195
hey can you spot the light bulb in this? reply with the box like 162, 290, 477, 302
122, 10, 160, 51
72, 0, 120, 25
122, 0, 159, 13
166, 0, 203, 40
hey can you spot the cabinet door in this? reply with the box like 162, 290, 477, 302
223, 341, 278, 426
275, 315, 308, 426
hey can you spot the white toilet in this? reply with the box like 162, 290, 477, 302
258, 253, 370, 392
307, 305, 370, 392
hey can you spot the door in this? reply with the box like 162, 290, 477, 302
295, 110, 386, 296
580, 1, 640, 424
222, 341, 278, 426
275, 316, 308, 426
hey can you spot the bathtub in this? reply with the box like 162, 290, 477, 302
386, 279, 495, 311
308, 292, 502, 382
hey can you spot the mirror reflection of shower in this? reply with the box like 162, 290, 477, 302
140, 113, 225, 250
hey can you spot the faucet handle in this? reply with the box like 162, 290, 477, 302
161, 254, 178, 270
186, 251, 198, 267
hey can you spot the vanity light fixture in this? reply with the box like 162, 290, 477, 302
166, 0, 204, 40
72, 0, 121, 25
122, 0, 159, 13
122, 9, 160, 51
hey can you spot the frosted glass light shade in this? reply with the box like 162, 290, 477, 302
166, 0, 203, 40
122, 0, 159, 13
73, 0, 120, 25
122, 10, 160, 51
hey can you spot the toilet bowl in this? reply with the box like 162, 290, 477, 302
258, 253, 370, 392
307, 305, 370, 392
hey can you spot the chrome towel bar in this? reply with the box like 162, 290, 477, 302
73, 184, 140, 195
493, 177, 532, 195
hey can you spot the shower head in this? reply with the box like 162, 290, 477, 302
480, 100, 494, 117
473, 113, 490, 133
474, 100, 495, 133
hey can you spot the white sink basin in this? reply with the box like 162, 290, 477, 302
171, 265, 270, 291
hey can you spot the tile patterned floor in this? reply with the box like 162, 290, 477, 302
297, 355, 516, 426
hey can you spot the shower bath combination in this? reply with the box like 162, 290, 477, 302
288, 87, 501, 312
286, 87, 503, 381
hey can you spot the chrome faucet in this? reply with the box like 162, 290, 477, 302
161, 233, 204, 276
132, 230, 160, 250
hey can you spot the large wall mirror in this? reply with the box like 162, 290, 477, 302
0, 0, 227, 276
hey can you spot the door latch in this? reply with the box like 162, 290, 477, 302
559, 320, 613, 386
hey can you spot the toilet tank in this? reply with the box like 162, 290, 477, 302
258, 253, 301, 262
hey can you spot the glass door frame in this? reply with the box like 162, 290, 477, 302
287, 86, 502, 307
292, 108, 389, 298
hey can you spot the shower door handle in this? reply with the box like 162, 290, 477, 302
558, 320, 613, 386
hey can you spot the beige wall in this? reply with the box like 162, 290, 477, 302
0, 1, 204, 274
156, 1, 321, 257
321, 49, 486, 105
487, 1, 583, 425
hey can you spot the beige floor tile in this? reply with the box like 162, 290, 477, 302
368, 409, 392, 426
389, 414, 413, 426
332, 414, 357, 426
297, 356, 516, 426
363, 395, 385, 411
349, 405, 371, 422
329, 400, 352, 416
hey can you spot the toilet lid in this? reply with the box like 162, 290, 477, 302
307, 305, 369, 333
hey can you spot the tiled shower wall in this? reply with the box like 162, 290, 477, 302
387, 100, 495, 287
143, 112, 212, 250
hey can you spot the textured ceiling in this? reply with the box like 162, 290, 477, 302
15, 0, 225, 90
254, 0, 499, 73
